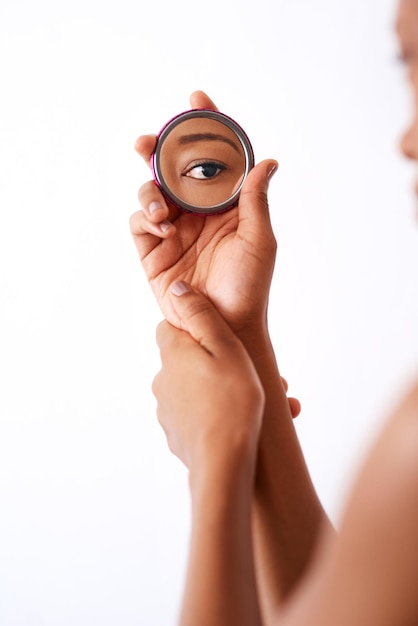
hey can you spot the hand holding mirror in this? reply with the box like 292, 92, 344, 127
151, 109, 254, 215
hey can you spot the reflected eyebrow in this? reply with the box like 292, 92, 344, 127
178, 133, 242, 154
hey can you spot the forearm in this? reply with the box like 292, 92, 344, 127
179, 446, 263, 626
236, 324, 332, 616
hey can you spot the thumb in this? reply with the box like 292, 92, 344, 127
237, 158, 278, 242
169, 281, 241, 356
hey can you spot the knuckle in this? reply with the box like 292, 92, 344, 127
241, 188, 269, 207
263, 233, 277, 256
269, 231, 278, 249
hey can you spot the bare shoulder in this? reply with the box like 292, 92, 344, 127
354, 378, 418, 515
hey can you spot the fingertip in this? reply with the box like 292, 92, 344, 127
267, 160, 279, 180
144, 217, 176, 237
189, 90, 218, 111
148, 201, 168, 221
137, 181, 171, 223
281, 376, 289, 393
158, 220, 176, 236
135, 134, 158, 158
289, 397, 301, 419
128, 208, 175, 239
170, 280, 192, 297
243, 158, 278, 189
259, 159, 279, 182
190, 89, 207, 98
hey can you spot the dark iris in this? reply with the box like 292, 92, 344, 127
201, 163, 223, 178
183, 161, 227, 180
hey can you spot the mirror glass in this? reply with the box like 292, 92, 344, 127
152, 110, 254, 215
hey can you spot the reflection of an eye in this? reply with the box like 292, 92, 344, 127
183, 161, 227, 180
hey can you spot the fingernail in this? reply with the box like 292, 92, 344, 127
267, 163, 278, 180
149, 201, 163, 214
170, 280, 191, 296
159, 220, 172, 233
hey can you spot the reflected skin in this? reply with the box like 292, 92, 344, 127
159, 117, 246, 209
145, 1, 418, 625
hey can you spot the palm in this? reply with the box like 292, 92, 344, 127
139, 205, 273, 331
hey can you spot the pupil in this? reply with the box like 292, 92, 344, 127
201, 164, 218, 178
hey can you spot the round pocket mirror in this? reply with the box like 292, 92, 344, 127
151, 109, 254, 215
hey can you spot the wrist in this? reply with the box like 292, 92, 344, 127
188, 434, 258, 498
234, 321, 273, 360
233, 312, 267, 333
211, 284, 272, 343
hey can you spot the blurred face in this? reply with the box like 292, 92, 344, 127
397, 0, 418, 188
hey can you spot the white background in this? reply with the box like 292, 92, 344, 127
1, 0, 418, 624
